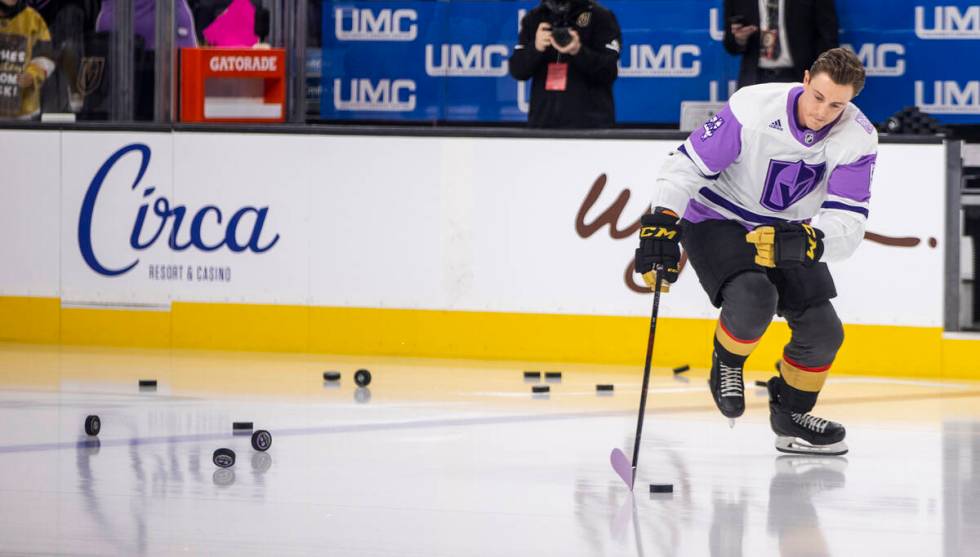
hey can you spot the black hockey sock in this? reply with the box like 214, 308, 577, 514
771, 375, 819, 414
713, 335, 748, 369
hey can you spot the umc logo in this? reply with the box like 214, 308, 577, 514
425, 44, 510, 77
843, 43, 905, 76
334, 79, 417, 111
334, 8, 418, 41
709, 8, 724, 41
915, 5, 980, 39
915, 80, 980, 114
618, 45, 701, 77
79, 144, 279, 277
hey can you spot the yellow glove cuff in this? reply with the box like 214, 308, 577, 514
641, 271, 671, 293
745, 226, 777, 268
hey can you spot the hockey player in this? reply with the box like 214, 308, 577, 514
635, 48, 876, 456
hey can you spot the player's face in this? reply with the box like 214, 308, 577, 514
799, 71, 856, 130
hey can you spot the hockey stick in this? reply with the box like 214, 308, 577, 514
611, 269, 665, 490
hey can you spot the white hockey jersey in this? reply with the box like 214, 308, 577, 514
654, 82, 878, 262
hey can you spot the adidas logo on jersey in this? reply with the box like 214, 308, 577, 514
769, 119, 783, 131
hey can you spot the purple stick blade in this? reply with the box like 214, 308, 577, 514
610, 448, 634, 490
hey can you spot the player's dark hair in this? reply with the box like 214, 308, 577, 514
810, 48, 866, 96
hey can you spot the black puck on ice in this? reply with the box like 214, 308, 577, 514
84, 415, 101, 436
596, 384, 614, 391
354, 369, 372, 387
544, 371, 562, 380
672, 365, 690, 374
251, 430, 272, 452
532, 385, 550, 394
233, 422, 253, 432
213, 448, 236, 468
649, 483, 674, 493
138, 379, 157, 388
755, 380, 768, 388
523, 371, 541, 379
323, 371, 341, 381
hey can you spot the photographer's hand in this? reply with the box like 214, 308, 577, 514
552, 28, 582, 55
731, 24, 758, 46
535, 22, 553, 52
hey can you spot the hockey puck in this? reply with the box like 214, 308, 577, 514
84, 415, 101, 436
251, 430, 272, 452
596, 384, 614, 391
213, 448, 236, 468
649, 483, 673, 493
755, 380, 768, 388
544, 371, 562, 380
523, 371, 541, 379
354, 369, 372, 387
138, 379, 157, 388
672, 364, 690, 374
233, 421, 253, 431
323, 371, 341, 381
532, 385, 550, 394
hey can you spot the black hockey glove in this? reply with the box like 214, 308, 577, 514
745, 222, 825, 268
634, 208, 682, 291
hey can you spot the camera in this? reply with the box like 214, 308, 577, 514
543, 0, 575, 46
551, 26, 573, 47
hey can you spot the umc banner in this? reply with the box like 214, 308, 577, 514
321, 0, 980, 125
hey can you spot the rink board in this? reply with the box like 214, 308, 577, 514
0, 129, 973, 378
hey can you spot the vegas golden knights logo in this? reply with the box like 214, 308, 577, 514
577, 12, 591, 27
77, 57, 106, 98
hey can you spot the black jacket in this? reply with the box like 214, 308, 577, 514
509, 0, 621, 129
723, 0, 838, 87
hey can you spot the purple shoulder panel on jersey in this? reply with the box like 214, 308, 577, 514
827, 153, 875, 203
687, 104, 743, 175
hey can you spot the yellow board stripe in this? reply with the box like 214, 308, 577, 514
0, 296, 60, 343
0, 296, 978, 380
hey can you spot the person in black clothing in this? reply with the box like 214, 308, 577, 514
32, 0, 100, 113
724, 0, 838, 88
509, 0, 621, 129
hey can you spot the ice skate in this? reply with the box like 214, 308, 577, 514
767, 377, 847, 456
709, 347, 745, 419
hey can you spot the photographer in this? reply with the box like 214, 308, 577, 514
724, 0, 838, 88
509, 0, 621, 129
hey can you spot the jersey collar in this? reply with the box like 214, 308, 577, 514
787, 86, 841, 148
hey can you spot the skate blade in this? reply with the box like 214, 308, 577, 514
775, 436, 848, 456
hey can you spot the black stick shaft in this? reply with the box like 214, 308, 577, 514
630, 272, 664, 488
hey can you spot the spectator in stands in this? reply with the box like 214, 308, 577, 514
191, 0, 271, 47
32, 0, 99, 114
95, 0, 197, 120
0, 0, 53, 119
509, 0, 621, 129
96, 0, 199, 50
724, 0, 838, 88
